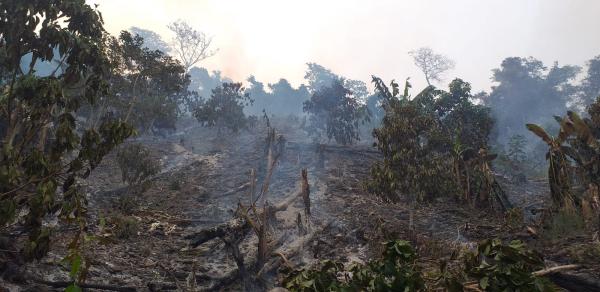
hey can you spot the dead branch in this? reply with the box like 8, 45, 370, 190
532, 264, 581, 276
214, 182, 251, 199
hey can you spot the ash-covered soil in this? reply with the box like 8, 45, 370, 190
2, 118, 599, 291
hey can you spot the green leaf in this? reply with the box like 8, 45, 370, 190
65, 284, 82, 292
479, 276, 489, 289
70, 254, 82, 278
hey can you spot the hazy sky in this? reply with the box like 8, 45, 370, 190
87, 0, 600, 92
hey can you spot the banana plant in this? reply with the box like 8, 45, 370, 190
527, 119, 577, 210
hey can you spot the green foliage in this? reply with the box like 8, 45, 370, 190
283, 240, 425, 292
303, 79, 370, 145
82, 30, 192, 134
193, 82, 253, 133
0, 0, 135, 261
284, 239, 553, 292
116, 143, 161, 186
367, 77, 498, 205
462, 239, 553, 292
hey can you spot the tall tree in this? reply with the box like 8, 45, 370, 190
409, 47, 455, 86
580, 55, 600, 105
83, 31, 192, 135
168, 20, 217, 72
483, 57, 580, 143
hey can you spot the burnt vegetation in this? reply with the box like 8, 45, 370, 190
1, 1, 600, 292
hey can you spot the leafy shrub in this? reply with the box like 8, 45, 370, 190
283, 240, 425, 291
116, 143, 161, 186
303, 79, 370, 145
193, 82, 253, 133
367, 77, 499, 206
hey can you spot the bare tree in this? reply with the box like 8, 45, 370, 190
409, 47, 455, 86
168, 19, 217, 72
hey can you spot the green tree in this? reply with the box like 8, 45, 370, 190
193, 82, 253, 133
83, 31, 192, 135
0, 0, 134, 265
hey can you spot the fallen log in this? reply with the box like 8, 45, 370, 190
33, 278, 137, 292
549, 271, 600, 292
185, 217, 249, 248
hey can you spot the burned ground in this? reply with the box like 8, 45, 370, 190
2, 118, 599, 291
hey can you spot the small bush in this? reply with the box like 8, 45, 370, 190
112, 215, 140, 239
116, 143, 161, 185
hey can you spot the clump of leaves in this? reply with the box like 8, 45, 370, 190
303, 79, 370, 145
461, 239, 553, 291
116, 143, 161, 186
193, 82, 253, 133
283, 240, 425, 291
284, 239, 553, 292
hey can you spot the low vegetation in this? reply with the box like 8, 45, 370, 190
116, 143, 161, 186
283, 239, 554, 292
